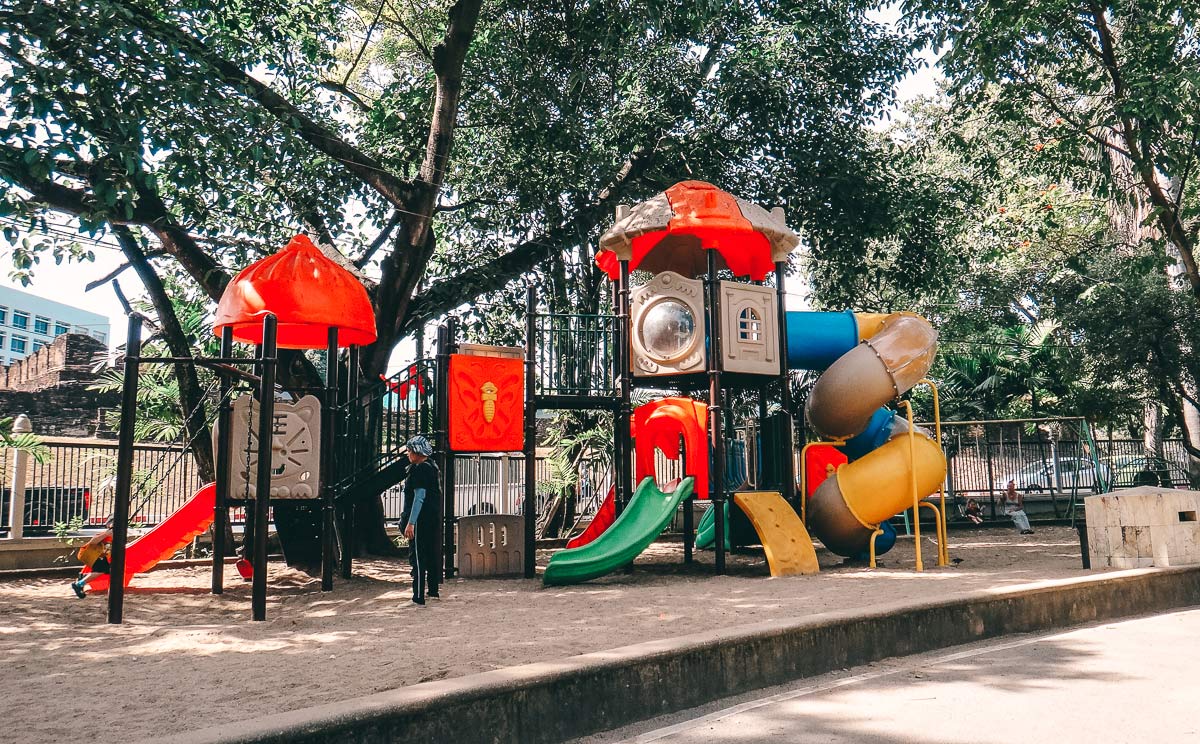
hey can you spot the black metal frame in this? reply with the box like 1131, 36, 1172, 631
108, 313, 354, 624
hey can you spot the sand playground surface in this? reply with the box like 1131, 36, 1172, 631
1, 526, 1092, 743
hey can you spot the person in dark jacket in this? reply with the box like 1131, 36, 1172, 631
400, 435, 441, 606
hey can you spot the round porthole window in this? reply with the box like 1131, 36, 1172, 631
641, 300, 697, 360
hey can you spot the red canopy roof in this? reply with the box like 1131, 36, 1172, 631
213, 235, 377, 349
595, 181, 798, 281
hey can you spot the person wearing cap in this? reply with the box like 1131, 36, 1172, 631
401, 435, 441, 605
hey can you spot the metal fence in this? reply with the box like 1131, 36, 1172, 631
0, 437, 207, 533
940, 420, 1194, 520
532, 312, 618, 398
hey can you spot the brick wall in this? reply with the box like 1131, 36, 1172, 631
0, 334, 116, 436
0, 334, 108, 391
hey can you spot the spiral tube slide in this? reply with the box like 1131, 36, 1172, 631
786, 311, 946, 556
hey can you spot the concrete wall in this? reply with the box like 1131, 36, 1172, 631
1085, 487, 1200, 568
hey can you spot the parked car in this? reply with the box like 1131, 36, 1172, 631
1106, 455, 1189, 490
995, 458, 1110, 494
0, 486, 91, 534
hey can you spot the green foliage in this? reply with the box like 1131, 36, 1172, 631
538, 410, 614, 499
0, 416, 50, 463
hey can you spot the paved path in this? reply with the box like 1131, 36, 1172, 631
578, 608, 1200, 744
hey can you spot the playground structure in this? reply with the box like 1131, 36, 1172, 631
98, 235, 383, 623
543, 180, 949, 584
94, 181, 952, 621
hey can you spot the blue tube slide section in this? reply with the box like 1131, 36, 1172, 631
842, 407, 896, 461
785, 310, 858, 371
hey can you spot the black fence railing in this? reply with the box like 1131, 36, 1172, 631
0, 437, 208, 533
942, 427, 1193, 521
335, 359, 437, 491
533, 312, 618, 398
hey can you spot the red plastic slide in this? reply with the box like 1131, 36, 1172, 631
85, 483, 217, 593
565, 478, 682, 549
566, 485, 616, 549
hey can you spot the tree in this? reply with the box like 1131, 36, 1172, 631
904, 1, 1200, 477
2, 0, 929, 540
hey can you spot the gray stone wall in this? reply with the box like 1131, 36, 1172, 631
0, 333, 108, 391
0, 334, 116, 436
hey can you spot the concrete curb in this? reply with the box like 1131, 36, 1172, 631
158, 566, 1200, 744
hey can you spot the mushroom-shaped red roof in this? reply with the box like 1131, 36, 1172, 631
213, 235, 377, 349
595, 181, 799, 281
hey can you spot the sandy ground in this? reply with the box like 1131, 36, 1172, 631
0, 526, 1091, 743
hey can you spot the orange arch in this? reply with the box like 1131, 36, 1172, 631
633, 397, 709, 499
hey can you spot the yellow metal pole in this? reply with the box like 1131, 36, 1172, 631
919, 378, 949, 566
868, 527, 884, 568
798, 439, 844, 525
899, 400, 923, 572
918, 502, 947, 567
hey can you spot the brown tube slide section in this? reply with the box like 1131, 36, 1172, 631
803, 313, 944, 556
805, 313, 938, 440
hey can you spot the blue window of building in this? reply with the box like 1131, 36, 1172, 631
0, 307, 7, 325
54, 322, 69, 336
11, 335, 27, 353
34, 316, 49, 335
12, 311, 28, 330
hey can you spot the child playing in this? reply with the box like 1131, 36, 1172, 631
71, 527, 113, 598
964, 498, 984, 526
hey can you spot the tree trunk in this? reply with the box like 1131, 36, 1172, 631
1143, 400, 1163, 459
1180, 394, 1200, 489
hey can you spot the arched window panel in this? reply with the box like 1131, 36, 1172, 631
720, 281, 779, 375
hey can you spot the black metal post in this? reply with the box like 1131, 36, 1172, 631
774, 260, 796, 504
706, 250, 726, 574
107, 314, 143, 624
252, 314, 277, 622
323, 327, 339, 590
616, 259, 633, 516
681, 434, 693, 564
212, 327, 234, 595
437, 319, 458, 581
340, 344, 359, 582
524, 286, 538, 578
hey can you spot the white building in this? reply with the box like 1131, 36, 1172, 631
0, 286, 110, 366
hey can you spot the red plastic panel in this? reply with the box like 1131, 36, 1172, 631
634, 397, 709, 499
803, 444, 848, 498
448, 354, 525, 452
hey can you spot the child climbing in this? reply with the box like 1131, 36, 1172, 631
71, 526, 114, 598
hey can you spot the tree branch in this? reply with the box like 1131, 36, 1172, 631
111, 224, 215, 481
84, 250, 167, 291
354, 209, 402, 268
319, 79, 374, 114
109, 0, 420, 210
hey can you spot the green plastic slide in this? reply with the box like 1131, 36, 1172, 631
543, 476, 695, 586
693, 501, 731, 552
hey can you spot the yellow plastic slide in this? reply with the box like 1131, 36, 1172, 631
732, 491, 819, 577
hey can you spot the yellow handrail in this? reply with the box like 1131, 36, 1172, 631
917, 502, 948, 567
898, 400, 923, 572
916, 378, 949, 566
868, 527, 885, 568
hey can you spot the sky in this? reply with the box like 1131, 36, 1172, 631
1, 8, 943, 359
